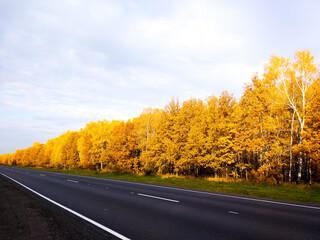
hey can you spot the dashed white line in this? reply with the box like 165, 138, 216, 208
137, 193, 180, 203
101, 179, 320, 210
8, 166, 320, 210
67, 179, 79, 184
0, 172, 130, 240
228, 211, 239, 215
40, 174, 46, 177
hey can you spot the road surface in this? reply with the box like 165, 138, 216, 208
0, 165, 319, 240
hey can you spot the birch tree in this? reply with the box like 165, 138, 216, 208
266, 50, 318, 182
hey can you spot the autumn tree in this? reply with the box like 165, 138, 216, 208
203, 92, 237, 178
77, 128, 93, 169
106, 121, 139, 172
303, 79, 320, 183
265, 49, 318, 183
133, 108, 160, 174
61, 131, 80, 169
176, 98, 206, 176
147, 98, 180, 175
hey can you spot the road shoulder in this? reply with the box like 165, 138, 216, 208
0, 174, 112, 240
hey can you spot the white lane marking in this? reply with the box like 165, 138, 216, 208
105, 187, 109, 189
40, 174, 46, 177
94, 179, 320, 210
67, 179, 79, 184
228, 211, 239, 215
137, 193, 180, 203
0, 172, 130, 240
8, 167, 320, 210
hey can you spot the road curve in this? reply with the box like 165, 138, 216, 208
0, 165, 319, 240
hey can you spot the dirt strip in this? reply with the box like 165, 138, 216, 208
0, 174, 113, 240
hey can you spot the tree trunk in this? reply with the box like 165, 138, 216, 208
309, 160, 312, 185
289, 112, 295, 182
297, 121, 304, 184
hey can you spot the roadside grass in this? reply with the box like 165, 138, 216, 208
13, 165, 320, 205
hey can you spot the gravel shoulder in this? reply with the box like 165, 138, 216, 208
0, 174, 114, 240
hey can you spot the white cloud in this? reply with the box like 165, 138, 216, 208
128, 1, 247, 58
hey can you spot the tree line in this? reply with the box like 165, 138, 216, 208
1, 50, 319, 184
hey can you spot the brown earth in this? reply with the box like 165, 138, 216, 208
0, 175, 113, 240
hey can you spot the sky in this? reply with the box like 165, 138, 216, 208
1, 0, 320, 154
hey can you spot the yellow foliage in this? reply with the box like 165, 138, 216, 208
0, 49, 319, 183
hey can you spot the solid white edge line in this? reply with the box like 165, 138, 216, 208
0, 172, 130, 240
67, 179, 79, 183
4, 166, 320, 210
137, 193, 179, 203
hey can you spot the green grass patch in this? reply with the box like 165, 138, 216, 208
13, 165, 320, 205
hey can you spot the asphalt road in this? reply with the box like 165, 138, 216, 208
0, 166, 319, 240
